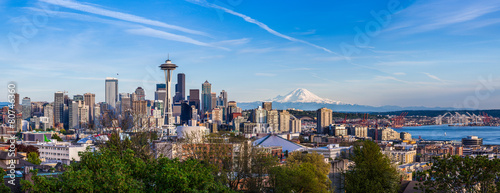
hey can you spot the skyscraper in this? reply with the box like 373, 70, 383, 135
68, 100, 78, 129
173, 73, 185, 103
120, 95, 131, 114
201, 81, 212, 114
290, 116, 301, 133
135, 87, 145, 101
73, 95, 84, 102
84, 93, 95, 123
21, 97, 31, 120
14, 93, 20, 112
267, 109, 279, 132
211, 92, 217, 112
54, 91, 64, 125
156, 83, 166, 91
279, 110, 290, 133
44, 103, 53, 128
105, 77, 118, 109
155, 90, 166, 102
253, 106, 267, 124
262, 102, 272, 111
316, 107, 333, 134
189, 89, 200, 114
218, 90, 228, 108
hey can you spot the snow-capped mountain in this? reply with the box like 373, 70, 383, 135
238, 88, 458, 112
266, 88, 341, 104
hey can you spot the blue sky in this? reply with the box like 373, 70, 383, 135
1, 0, 500, 109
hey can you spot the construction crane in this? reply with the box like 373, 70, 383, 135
391, 112, 407, 128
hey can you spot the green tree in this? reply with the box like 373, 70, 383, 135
0, 170, 11, 193
51, 134, 63, 141
269, 152, 332, 193
416, 155, 500, 193
20, 169, 60, 193
21, 132, 233, 193
345, 140, 400, 193
27, 152, 41, 165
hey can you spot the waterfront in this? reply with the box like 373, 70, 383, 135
398, 125, 500, 145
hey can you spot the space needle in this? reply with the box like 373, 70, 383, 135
159, 57, 177, 136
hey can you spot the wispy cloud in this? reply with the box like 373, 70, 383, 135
255, 73, 276, 77
238, 47, 301, 54
214, 38, 251, 46
385, 0, 500, 34
312, 56, 345, 62
393, 72, 406, 76
374, 75, 447, 85
292, 29, 316, 35
422, 72, 445, 83
376, 61, 436, 66
27, 7, 223, 48
186, 0, 336, 54
126, 27, 227, 49
39, 0, 209, 36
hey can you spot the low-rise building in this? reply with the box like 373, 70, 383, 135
383, 150, 416, 164
35, 142, 92, 165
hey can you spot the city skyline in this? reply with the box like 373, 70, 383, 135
2, 0, 500, 108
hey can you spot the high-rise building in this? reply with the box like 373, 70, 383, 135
63, 103, 69, 129
94, 105, 101, 128
211, 93, 217, 111
155, 90, 166, 102
290, 116, 301, 133
14, 93, 20, 113
188, 89, 200, 114
54, 91, 65, 125
180, 102, 192, 125
68, 100, 78, 129
156, 83, 166, 91
211, 108, 223, 124
105, 77, 118, 109
253, 106, 267, 124
135, 87, 145, 101
217, 90, 228, 107
120, 95, 131, 114
73, 95, 84, 102
44, 104, 54, 128
278, 110, 290, 133
153, 100, 164, 116
316, 107, 333, 134
78, 104, 90, 126
226, 101, 240, 122
119, 93, 130, 101
262, 102, 272, 111
22, 97, 31, 120
132, 100, 148, 116
267, 109, 279, 132
173, 73, 185, 103
84, 93, 95, 123
201, 81, 212, 114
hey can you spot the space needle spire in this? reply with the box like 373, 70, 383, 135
159, 57, 178, 135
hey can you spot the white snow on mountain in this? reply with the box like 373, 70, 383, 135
266, 88, 342, 104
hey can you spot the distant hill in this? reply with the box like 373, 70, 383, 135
373, 110, 500, 117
